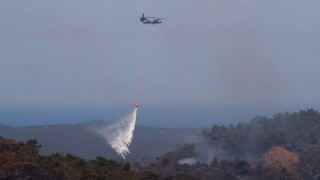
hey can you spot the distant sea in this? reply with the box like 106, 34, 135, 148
0, 104, 318, 128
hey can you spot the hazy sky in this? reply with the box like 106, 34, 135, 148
0, 0, 320, 111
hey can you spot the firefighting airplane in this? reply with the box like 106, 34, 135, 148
140, 13, 166, 24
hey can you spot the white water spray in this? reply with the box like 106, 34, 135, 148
95, 107, 137, 159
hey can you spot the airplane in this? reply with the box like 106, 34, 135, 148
140, 13, 166, 24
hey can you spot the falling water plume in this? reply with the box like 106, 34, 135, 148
95, 107, 137, 159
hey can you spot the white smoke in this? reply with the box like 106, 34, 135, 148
95, 107, 137, 159
178, 157, 197, 165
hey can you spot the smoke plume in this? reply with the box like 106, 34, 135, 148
95, 107, 137, 159
178, 157, 197, 165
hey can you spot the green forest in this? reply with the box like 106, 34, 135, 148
0, 137, 138, 179
1, 109, 320, 179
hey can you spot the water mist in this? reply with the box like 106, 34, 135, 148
95, 107, 137, 159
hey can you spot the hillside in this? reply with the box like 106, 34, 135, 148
2, 109, 320, 179
162, 109, 320, 179
0, 137, 298, 180
0, 137, 139, 179
0, 121, 201, 161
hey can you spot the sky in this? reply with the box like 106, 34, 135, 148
0, 0, 320, 127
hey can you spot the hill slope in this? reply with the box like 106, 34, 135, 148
162, 109, 320, 179
0, 121, 200, 161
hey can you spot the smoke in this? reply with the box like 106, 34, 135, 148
94, 107, 137, 159
178, 157, 197, 165
179, 135, 229, 164
193, 140, 229, 164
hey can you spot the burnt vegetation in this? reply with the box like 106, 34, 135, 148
1, 109, 320, 179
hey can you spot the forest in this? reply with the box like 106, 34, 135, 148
160, 109, 320, 179
1, 109, 320, 179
